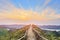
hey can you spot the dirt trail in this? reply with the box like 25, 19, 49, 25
27, 25, 36, 40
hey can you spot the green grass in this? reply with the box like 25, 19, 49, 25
0, 28, 26, 40
33, 27, 60, 40
0, 26, 60, 40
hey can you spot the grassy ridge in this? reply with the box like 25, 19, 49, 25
0, 24, 60, 40
0, 25, 29, 40
32, 25, 60, 40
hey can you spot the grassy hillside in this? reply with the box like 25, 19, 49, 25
0, 25, 60, 40
32, 24, 60, 40
0, 25, 29, 40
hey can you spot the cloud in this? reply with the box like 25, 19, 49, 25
45, 0, 51, 5
0, 7, 60, 21
0, 0, 60, 24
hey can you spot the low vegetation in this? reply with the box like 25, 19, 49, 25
33, 25, 60, 40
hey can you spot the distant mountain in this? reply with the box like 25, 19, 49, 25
0, 25, 25, 29
38, 25, 60, 29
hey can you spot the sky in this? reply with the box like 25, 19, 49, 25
0, 0, 60, 25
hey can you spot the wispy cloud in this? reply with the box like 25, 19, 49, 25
0, 0, 60, 24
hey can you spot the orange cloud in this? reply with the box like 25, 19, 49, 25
0, 0, 60, 23
0, 7, 60, 22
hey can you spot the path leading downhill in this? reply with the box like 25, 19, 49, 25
27, 25, 36, 40
18, 25, 48, 40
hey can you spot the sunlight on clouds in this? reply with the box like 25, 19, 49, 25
0, 7, 60, 21
0, 0, 60, 23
